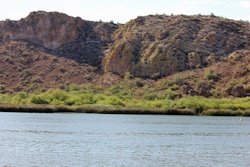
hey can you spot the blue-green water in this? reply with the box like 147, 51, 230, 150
0, 112, 249, 167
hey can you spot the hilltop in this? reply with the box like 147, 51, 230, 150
103, 14, 250, 78
0, 11, 118, 93
0, 11, 249, 98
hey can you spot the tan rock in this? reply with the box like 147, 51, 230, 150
188, 52, 201, 68
103, 15, 250, 78
9, 11, 83, 49
0, 11, 117, 66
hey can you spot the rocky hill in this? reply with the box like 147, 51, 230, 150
103, 14, 250, 78
0, 11, 118, 93
156, 49, 250, 98
0, 11, 118, 66
0, 11, 249, 97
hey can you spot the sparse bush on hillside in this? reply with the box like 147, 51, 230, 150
92, 66, 99, 72
135, 79, 144, 87
30, 94, 49, 104
144, 92, 158, 100
150, 72, 160, 80
68, 84, 81, 92
93, 94, 106, 102
226, 79, 242, 89
0, 94, 11, 103
59, 67, 66, 73
0, 85, 5, 90
22, 51, 30, 57
84, 74, 92, 81
50, 89, 68, 102
210, 13, 216, 17
31, 77, 42, 83
79, 94, 95, 104
174, 75, 184, 86
165, 89, 180, 100
4, 56, 13, 64
65, 95, 82, 106
105, 96, 125, 106
210, 88, 222, 97
204, 70, 219, 81
107, 85, 121, 94
124, 72, 133, 80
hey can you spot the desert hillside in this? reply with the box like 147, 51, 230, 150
103, 14, 250, 78
0, 11, 118, 93
0, 11, 249, 98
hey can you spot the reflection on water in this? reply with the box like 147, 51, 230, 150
0, 112, 249, 166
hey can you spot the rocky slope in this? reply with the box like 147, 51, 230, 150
0, 11, 117, 93
0, 40, 101, 93
156, 49, 250, 98
0, 11, 118, 66
103, 14, 250, 78
0, 11, 249, 97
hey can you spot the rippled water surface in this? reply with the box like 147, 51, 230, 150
0, 112, 250, 166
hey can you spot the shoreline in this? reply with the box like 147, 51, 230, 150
0, 104, 249, 116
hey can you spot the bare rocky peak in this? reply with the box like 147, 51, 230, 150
102, 14, 250, 78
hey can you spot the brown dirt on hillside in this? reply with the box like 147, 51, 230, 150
156, 49, 250, 97
0, 41, 100, 93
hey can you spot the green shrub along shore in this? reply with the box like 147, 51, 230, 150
0, 84, 250, 116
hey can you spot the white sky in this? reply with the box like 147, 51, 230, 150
0, 0, 250, 23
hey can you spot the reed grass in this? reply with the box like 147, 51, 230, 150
0, 104, 195, 115
201, 109, 250, 116
0, 87, 250, 116
1, 103, 250, 116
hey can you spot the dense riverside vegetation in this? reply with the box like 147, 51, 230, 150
0, 83, 250, 116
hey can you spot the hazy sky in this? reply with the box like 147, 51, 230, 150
1, 0, 250, 23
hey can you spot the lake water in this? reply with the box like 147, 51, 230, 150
0, 112, 249, 167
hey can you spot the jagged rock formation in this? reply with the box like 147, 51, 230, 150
0, 11, 118, 66
102, 15, 250, 78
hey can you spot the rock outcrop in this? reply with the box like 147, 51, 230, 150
2, 11, 83, 49
0, 11, 118, 66
226, 86, 246, 97
103, 15, 250, 78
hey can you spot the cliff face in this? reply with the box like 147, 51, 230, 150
1, 11, 82, 49
102, 15, 250, 78
0, 11, 118, 66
